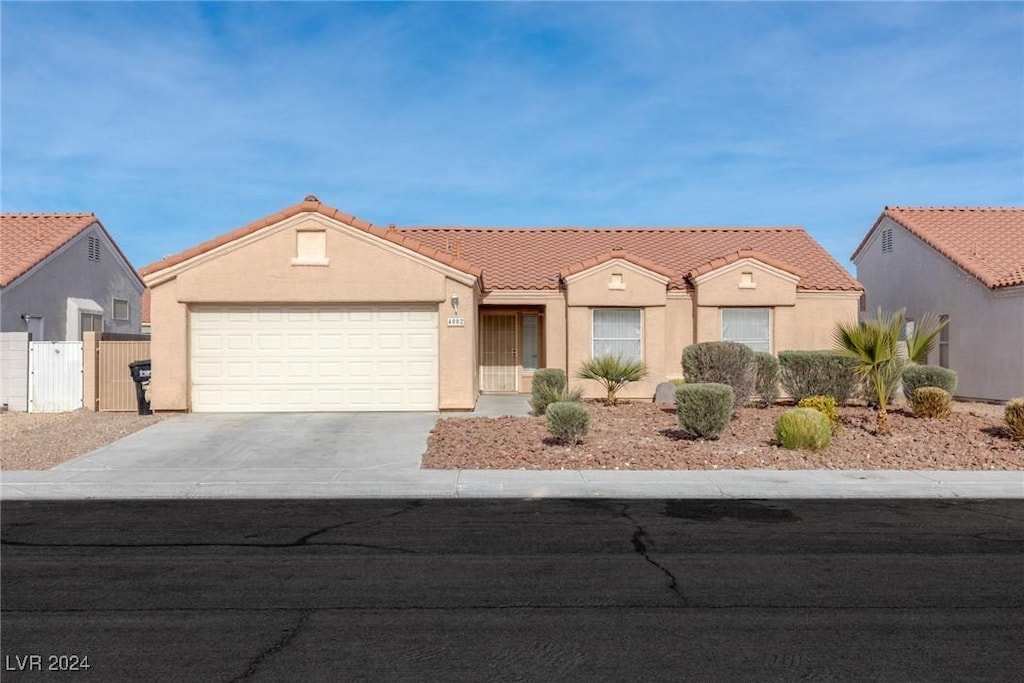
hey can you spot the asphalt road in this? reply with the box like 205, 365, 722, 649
2, 498, 1022, 681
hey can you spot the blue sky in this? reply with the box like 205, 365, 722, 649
2, 2, 1022, 274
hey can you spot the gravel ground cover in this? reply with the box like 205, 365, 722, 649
1, 410, 169, 471
424, 400, 1022, 471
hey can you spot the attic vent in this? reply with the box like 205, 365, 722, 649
881, 228, 893, 253
87, 236, 100, 261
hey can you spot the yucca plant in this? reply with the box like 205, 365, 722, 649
577, 355, 647, 406
832, 308, 905, 436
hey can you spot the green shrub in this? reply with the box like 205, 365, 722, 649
577, 355, 647, 406
902, 365, 958, 402
797, 395, 841, 432
753, 352, 780, 408
778, 350, 859, 405
675, 383, 734, 440
671, 378, 687, 388
1005, 398, 1024, 442
530, 369, 582, 416
774, 408, 832, 452
681, 342, 756, 406
911, 387, 951, 419
546, 401, 591, 445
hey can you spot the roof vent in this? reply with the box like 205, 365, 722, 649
304, 194, 320, 203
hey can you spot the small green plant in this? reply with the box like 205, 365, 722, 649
902, 365, 957, 402
675, 383, 734, 440
904, 311, 949, 364
577, 355, 647, 406
753, 352, 780, 408
546, 401, 591, 445
774, 408, 831, 452
777, 350, 859, 405
671, 378, 687, 388
911, 387, 951, 419
833, 308, 906, 435
1005, 397, 1024, 442
530, 368, 582, 416
797, 395, 841, 432
681, 341, 756, 406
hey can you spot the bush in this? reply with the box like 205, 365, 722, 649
675, 383, 734, 440
902, 365, 958, 402
774, 408, 831, 452
530, 369, 581, 416
577, 355, 647, 406
546, 401, 591, 445
778, 350, 859, 405
911, 387, 951, 419
797, 395, 841, 432
753, 352, 780, 408
1005, 398, 1024, 442
681, 342, 756, 406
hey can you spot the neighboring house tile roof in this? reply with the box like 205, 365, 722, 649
854, 207, 1024, 290
0, 213, 99, 287
140, 196, 862, 292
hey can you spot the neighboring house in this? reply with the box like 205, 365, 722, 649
140, 288, 152, 336
140, 195, 862, 413
0, 213, 145, 341
852, 206, 1024, 402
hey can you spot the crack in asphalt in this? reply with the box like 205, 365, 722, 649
231, 610, 311, 681
619, 504, 688, 605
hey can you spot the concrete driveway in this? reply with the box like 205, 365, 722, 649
3, 412, 454, 498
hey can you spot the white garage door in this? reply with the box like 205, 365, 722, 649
190, 306, 438, 412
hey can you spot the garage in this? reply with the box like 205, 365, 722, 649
190, 305, 438, 412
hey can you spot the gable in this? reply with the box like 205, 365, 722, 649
565, 258, 669, 307
164, 212, 476, 305
691, 257, 800, 307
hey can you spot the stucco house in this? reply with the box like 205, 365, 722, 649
0, 213, 145, 341
852, 206, 1023, 402
140, 195, 862, 413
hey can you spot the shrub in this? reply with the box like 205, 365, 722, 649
911, 387, 951, 419
675, 383, 734, 440
778, 350, 859, 405
530, 368, 568, 416
546, 401, 591, 445
797, 395, 841, 432
577, 355, 647, 406
1005, 398, 1024, 442
774, 408, 831, 452
902, 365, 957, 402
681, 342, 756, 406
753, 352, 780, 408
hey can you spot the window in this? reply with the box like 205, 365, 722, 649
722, 308, 771, 352
113, 298, 130, 321
592, 309, 641, 361
87, 236, 100, 261
80, 312, 103, 339
521, 314, 539, 371
881, 228, 893, 253
939, 315, 949, 368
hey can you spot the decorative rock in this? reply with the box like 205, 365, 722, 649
654, 381, 680, 406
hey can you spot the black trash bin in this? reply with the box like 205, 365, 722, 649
128, 359, 152, 416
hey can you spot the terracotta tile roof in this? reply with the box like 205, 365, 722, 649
140, 196, 861, 292
686, 249, 807, 280
559, 250, 676, 280
854, 207, 1024, 289
139, 195, 482, 279
404, 226, 861, 291
0, 213, 99, 287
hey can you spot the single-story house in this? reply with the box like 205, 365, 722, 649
140, 195, 862, 412
852, 206, 1023, 402
1, 213, 145, 341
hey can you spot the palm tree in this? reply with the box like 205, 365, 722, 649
577, 355, 647, 406
832, 308, 904, 435
904, 311, 949, 364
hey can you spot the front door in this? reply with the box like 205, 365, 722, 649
480, 313, 518, 392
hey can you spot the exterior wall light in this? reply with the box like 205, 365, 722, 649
450, 293, 460, 314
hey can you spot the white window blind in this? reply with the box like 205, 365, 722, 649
593, 309, 641, 361
722, 308, 771, 352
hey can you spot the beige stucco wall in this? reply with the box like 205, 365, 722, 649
145, 214, 479, 411
693, 260, 799, 307
566, 260, 669, 308
855, 216, 1024, 401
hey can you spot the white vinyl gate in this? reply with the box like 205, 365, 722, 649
28, 342, 84, 412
